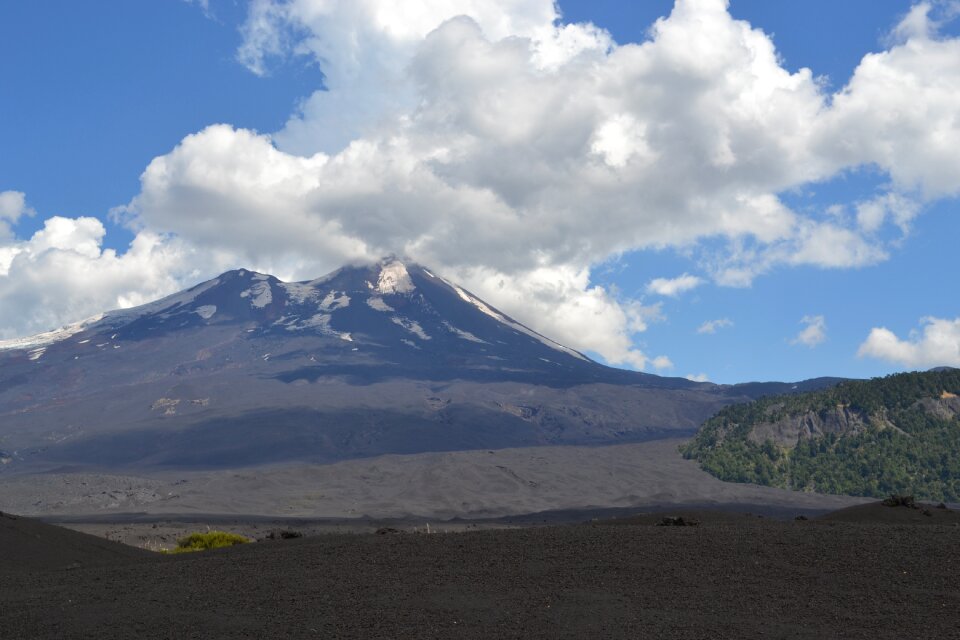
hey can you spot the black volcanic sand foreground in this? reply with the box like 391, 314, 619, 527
3, 508, 959, 639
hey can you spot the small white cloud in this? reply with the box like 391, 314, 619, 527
28, 217, 106, 259
857, 316, 960, 368
788, 223, 888, 269
697, 318, 733, 334
856, 193, 921, 234
182, 0, 212, 18
651, 355, 674, 370
0, 191, 35, 242
890, 2, 940, 43
0, 191, 32, 221
792, 315, 827, 348
685, 373, 709, 382
646, 273, 703, 297
824, 204, 847, 218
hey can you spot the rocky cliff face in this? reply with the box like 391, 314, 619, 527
746, 405, 871, 448
918, 393, 960, 421
744, 394, 960, 450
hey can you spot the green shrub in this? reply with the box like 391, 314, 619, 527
166, 531, 250, 554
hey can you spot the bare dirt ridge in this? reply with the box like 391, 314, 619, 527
2, 506, 959, 639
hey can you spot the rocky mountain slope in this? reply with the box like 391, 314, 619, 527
0, 258, 835, 474
682, 369, 960, 501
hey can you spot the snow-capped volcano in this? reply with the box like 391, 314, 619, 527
0, 258, 826, 473
0, 258, 617, 385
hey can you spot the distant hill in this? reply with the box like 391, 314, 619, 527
681, 369, 960, 501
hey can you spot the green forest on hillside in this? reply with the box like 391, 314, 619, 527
681, 369, 960, 501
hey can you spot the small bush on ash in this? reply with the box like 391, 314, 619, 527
166, 531, 250, 554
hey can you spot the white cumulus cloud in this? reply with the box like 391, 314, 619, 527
651, 355, 674, 371
697, 318, 733, 335
792, 315, 827, 348
856, 193, 922, 234
646, 274, 703, 297
450, 264, 667, 370
857, 316, 960, 368
0, 212, 207, 340
817, 1, 960, 199
0, 191, 35, 241
0, 191, 34, 223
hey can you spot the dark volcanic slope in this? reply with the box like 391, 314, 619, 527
0, 511, 150, 572
817, 501, 960, 525
0, 258, 833, 473
3, 514, 959, 639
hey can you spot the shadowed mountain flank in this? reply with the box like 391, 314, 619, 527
0, 511, 150, 573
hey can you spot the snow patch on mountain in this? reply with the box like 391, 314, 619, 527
367, 297, 394, 313
392, 317, 430, 340
452, 285, 588, 361
320, 291, 350, 312
443, 321, 486, 344
195, 305, 217, 320
241, 277, 273, 308
274, 312, 351, 342
109, 278, 223, 322
0, 314, 104, 352
280, 282, 318, 304
376, 260, 415, 295
280, 313, 328, 331
453, 285, 501, 320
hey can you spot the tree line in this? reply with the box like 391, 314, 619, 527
681, 369, 960, 501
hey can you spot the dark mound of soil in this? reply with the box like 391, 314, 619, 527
0, 511, 151, 573
816, 501, 960, 525
2, 512, 959, 639
592, 509, 772, 527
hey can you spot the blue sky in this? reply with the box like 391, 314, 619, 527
1, 0, 958, 383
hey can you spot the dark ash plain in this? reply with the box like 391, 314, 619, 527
2, 505, 959, 639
